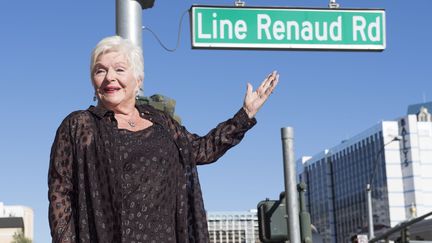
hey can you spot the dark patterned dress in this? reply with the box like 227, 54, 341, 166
117, 125, 181, 242
48, 104, 256, 243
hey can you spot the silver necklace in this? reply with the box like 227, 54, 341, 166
127, 120, 136, 128
117, 111, 137, 128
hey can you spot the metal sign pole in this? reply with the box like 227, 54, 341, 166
281, 127, 301, 243
116, 0, 143, 47
116, 0, 144, 94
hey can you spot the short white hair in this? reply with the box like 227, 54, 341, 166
90, 36, 144, 82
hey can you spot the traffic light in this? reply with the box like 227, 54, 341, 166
298, 183, 313, 243
257, 197, 289, 243
258, 185, 316, 243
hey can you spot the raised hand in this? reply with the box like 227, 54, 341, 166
243, 71, 279, 118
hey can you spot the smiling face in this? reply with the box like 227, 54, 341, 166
92, 51, 142, 110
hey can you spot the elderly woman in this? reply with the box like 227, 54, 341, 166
48, 36, 279, 243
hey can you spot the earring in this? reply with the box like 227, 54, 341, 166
135, 89, 140, 100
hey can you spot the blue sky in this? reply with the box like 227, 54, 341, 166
1, 0, 431, 242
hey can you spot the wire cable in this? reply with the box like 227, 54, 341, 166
142, 9, 189, 52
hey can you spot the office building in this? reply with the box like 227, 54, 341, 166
298, 104, 432, 242
0, 202, 34, 242
207, 210, 260, 243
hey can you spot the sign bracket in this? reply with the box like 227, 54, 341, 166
328, 0, 340, 9
235, 0, 245, 7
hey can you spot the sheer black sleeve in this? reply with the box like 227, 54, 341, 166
167, 108, 257, 165
48, 115, 76, 243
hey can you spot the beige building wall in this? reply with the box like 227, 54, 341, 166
0, 228, 22, 243
0, 202, 34, 240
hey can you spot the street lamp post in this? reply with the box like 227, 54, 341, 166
366, 135, 402, 240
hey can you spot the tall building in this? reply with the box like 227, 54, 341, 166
0, 202, 34, 242
298, 104, 432, 242
207, 210, 260, 243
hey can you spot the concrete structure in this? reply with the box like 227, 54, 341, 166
0, 202, 34, 242
207, 210, 260, 243
298, 104, 432, 242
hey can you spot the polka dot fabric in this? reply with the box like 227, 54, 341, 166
48, 104, 256, 243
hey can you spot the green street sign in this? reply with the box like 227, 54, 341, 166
190, 6, 386, 51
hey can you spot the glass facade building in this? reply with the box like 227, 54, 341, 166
299, 105, 432, 242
